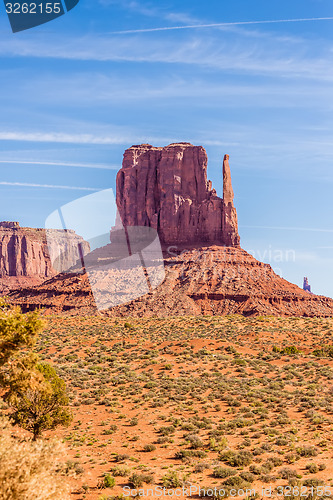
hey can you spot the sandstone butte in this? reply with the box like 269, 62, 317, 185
3, 143, 333, 317
0, 221, 90, 295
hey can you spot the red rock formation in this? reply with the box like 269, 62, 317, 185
116, 143, 240, 248
0, 222, 90, 287
4, 145, 333, 318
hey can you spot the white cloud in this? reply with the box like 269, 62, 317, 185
0, 159, 118, 170
0, 182, 99, 191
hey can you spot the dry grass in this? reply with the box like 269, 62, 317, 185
0, 417, 70, 500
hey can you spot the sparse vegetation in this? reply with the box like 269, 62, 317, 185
1, 313, 332, 498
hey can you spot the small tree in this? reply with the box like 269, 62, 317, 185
0, 299, 72, 440
5, 362, 73, 441
0, 297, 43, 371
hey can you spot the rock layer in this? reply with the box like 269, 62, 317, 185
116, 143, 240, 248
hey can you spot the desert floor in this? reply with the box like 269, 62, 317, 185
4, 315, 333, 500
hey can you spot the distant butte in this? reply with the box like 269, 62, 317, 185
0, 221, 89, 294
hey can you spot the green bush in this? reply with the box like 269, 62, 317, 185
103, 474, 115, 488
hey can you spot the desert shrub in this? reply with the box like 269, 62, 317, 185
239, 471, 255, 483
266, 457, 283, 467
249, 465, 263, 476
64, 459, 84, 476
129, 417, 138, 426
312, 346, 333, 358
159, 425, 176, 436
275, 437, 289, 446
0, 418, 70, 499
115, 454, 130, 463
175, 450, 207, 460
213, 467, 235, 479
279, 468, 298, 480
194, 462, 210, 473
285, 453, 297, 464
143, 444, 156, 452
161, 471, 183, 488
296, 446, 319, 457
128, 473, 154, 488
100, 474, 115, 489
101, 496, 126, 500
219, 450, 253, 467
260, 474, 277, 483
102, 424, 117, 435
156, 436, 172, 444
124, 322, 134, 330
283, 346, 300, 355
303, 478, 325, 487
223, 475, 251, 488
186, 434, 204, 449
305, 464, 319, 474
110, 465, 130, 477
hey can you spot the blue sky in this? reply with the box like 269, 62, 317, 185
0, 0, 333, 297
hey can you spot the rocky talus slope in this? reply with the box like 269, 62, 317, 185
8, 246, 333, 317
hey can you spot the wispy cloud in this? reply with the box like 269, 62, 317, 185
241, 225, 333, 233
0, 131, 120, 144
19, 73, 333, 109
0, 159, 117, 170
0, 129, 179, 146
1, 31, 333, 83
0, 181, 99, 191
0, 131, 130, 145
110, 16, 333, 34
99, 0, 200, 25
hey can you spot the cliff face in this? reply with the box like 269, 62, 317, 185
116, 143, 240, 248
0, 222, 90, 279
